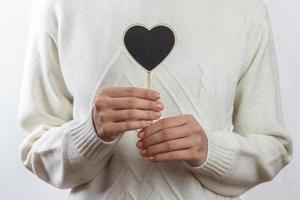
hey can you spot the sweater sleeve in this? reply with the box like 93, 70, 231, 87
182, 10, 293, 197
17, 6, 122, 189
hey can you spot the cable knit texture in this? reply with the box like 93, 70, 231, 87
18, 0, 293, 199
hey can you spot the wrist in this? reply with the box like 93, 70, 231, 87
186, 150, 207, 167
187, 130, 208, 167
91, 107, 115, 142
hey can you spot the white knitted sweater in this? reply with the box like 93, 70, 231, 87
18, 0, 293, 199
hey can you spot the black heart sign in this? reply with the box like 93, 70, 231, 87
124, 24, 175, 71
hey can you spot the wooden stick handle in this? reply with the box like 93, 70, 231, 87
147, 71, 152, 89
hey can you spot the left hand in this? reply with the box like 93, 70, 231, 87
136, 114, 208, 167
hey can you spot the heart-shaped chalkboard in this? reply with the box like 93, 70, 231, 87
124, 25, 175, 71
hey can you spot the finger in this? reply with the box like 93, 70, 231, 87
144, 137, 192, 156
107, 97, 164, 111
106, 109, 161, 122
105, 120, 153, 134
140, 125, 190, 148
140, 116, 188, 138
148, 149, 193, 162
103, 86, 160, 100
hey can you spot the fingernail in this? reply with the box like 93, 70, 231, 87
140, 149, 146, 155
154, 92, 160, 98
138, 131, 144, 138
137, 141, 143, 148
148, 156, 154, 160
153, 112, 161, 117
155, 104, 163, 109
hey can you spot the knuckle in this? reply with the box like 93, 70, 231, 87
149, 111, 155, 118
126, 109, 134, 119
98, 112, 106, 121
126, 87, 135, 96
192, 125, 201, 133
140, 120, 147, 128
148, 148, 154, 155
101, 124, 108, 135
125, 122, 131, 130
94, 103, 100, 111
127, 98, 136, 108
166, 141, 174, 149
162, 130, 169, 140
101, 124, 114, 138
194, 137, 201, 147
189, 135, 200, 147
161, 120, 167, 129
95, 97, 106, 109
151, 102, 157, 109
190, 149, 198, 160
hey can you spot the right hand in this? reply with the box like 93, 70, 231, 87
92, 86, 164, 142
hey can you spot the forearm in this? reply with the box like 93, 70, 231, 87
19, 113, 122, 189
183, 128, 292, 197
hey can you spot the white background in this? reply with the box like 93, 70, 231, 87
0, 0, 299, 199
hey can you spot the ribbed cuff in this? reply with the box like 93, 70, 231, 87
68, 113, 122, 161
183, 131, 235, 178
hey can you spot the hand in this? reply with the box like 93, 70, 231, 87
92, 86, 164, 142
136, 114, 208, 167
